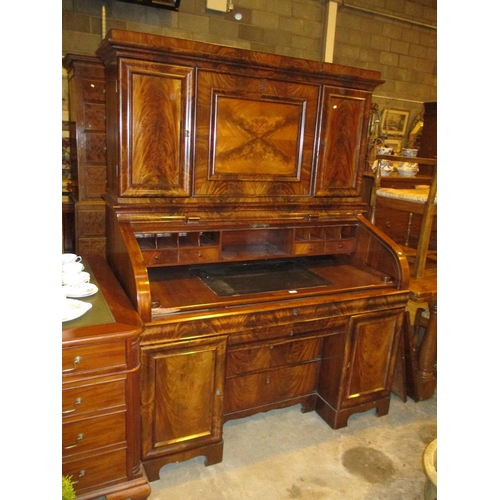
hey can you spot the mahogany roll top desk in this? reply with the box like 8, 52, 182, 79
93, 29, 411, 483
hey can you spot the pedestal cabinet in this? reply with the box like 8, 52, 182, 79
62, 256, 150, 499
96, 29, 410, 483
63, 55, 107, 257
140, 335, 227, 480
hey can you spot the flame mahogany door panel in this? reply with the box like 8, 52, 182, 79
316, 86, 371, 197
140, 335, 226, 479
116, 58, 194, 197
341, 310, 404, 407
194, 70, 320, 197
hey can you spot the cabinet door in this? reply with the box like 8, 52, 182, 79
117, 58, 193, 197
194, 70, 319, 197
140, 336, 226, 460
315, 86, 371, 197
340, 309, 404, 408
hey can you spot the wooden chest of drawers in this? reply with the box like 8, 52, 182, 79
63, 55, 107, 258
62, 256, 150, 500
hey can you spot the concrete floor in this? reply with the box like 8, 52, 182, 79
148, 392, 437, 500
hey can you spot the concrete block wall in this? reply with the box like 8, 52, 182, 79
333, 0, 436, 123
62, 0, 326, 61
62, 0, 436, 144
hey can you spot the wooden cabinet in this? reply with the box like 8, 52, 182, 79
95, 30, 409, 485
316, 310, 404, 429
63, 55, 107, 257
62, 256, 150, 500
61, 53, 106, 258
97, 30, 381, 205
373, 204, 437, 251
140, 336, 226, 480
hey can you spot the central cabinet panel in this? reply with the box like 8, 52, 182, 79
194, 70, 320, 196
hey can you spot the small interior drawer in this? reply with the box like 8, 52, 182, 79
293, 241, 324, 255
178, 246, 220, 264
142, 249, 178, 266
324, 239, 356, 253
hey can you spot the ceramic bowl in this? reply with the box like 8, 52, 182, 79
397, 162, 419, 177
380, 160, 394, 176
402, 148, 418, 157
377, 147, 393, 155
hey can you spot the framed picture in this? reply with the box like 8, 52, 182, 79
384, 138, 402, 153
381, 109, 410, 136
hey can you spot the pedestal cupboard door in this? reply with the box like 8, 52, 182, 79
340, 310, 404, 408
194, 70, 319, 197
141, 336, 226, 460
315, 86, 371, 197
117, 58, 193, 197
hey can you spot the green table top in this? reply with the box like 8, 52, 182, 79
62, 260, 115, 329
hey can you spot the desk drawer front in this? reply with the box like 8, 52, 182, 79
62, 376, 126, 418
324, 239, 356, 253
62, 411, 126, 458
178, 247, 220, 264
62, 342, 126, 376
293, 241, 324, 255
225, 361, 320, 413
142, 249, 178, 266
62, 447, 127, 494
226, 337, 322, 377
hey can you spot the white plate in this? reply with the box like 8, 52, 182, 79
62, 299, 92, 322
63, 283, 99, 298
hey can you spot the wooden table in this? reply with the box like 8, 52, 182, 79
405, 263, 437, 401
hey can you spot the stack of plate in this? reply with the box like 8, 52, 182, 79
62, 253, 98, 322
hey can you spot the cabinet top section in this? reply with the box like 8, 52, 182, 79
96, 28, 383, 206
96, 29, 383, 90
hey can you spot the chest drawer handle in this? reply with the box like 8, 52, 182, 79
62, 356, 82, 373
72, 470, 86, 484
63, 433, 85, 450
62, 397, 82, 415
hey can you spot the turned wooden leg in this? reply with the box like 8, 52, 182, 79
414, 301, 437, 401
